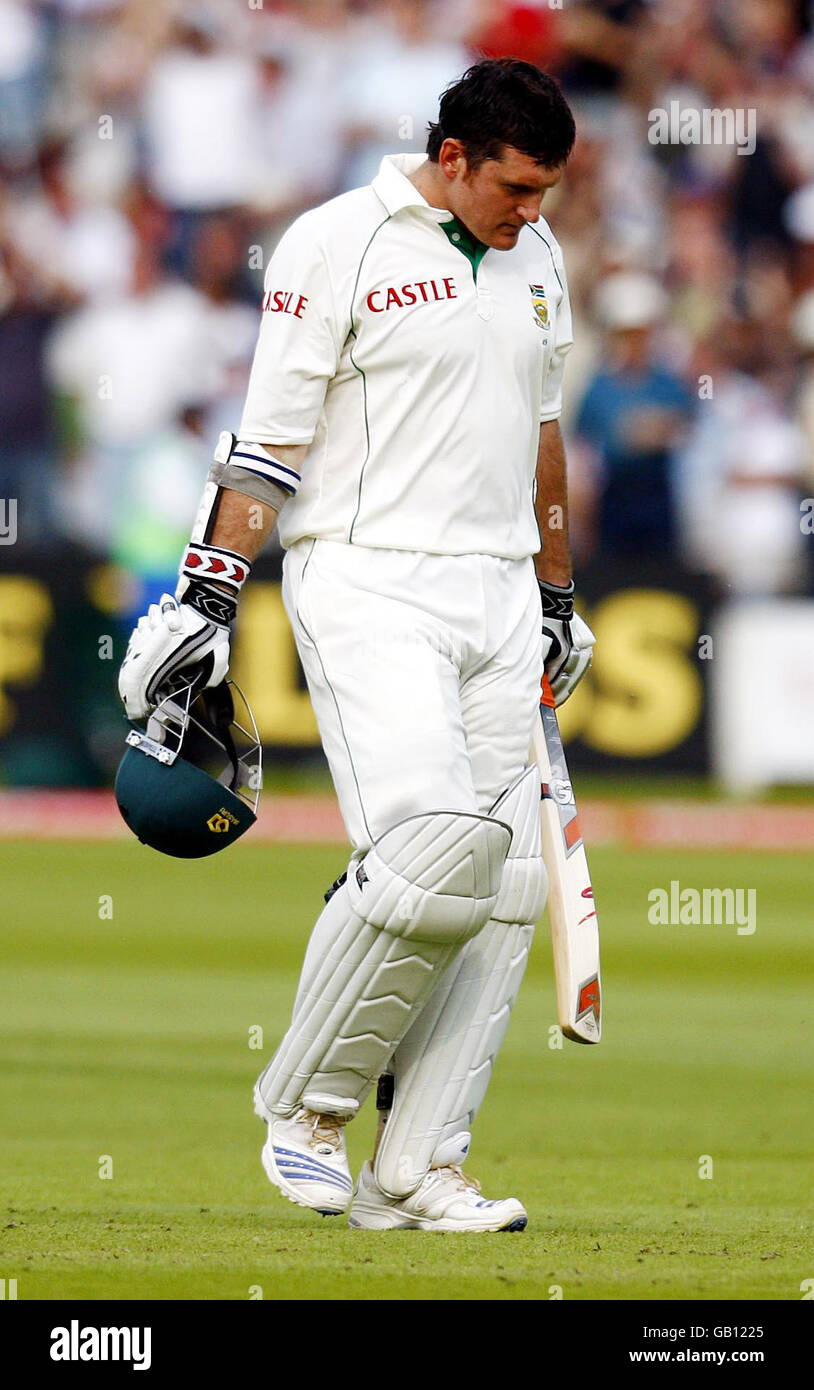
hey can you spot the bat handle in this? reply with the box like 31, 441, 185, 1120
540, 674, 556, 709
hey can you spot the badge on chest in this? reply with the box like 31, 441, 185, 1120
529, 283, 549, 330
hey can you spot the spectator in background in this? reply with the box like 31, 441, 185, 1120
0, 0, 48, 171
253, 1, 354, 215
791, 288, 814, 494
341, 0, 471, 188
185, 213, 263, 440
5, 137, 135, 303
556, 0, 645, 102
0, 181, 66, 545
574, 271, 694, 561
46, 236, 216, 549
666, 192, 737, 351
140, 6, 262, 272
676, 315, 808, 595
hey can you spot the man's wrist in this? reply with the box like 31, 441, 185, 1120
178, 541, 251, 596
535, 560, 572, 584
178, 580, 238, 628
176, 541, 252, 628
537, 577, 574, 621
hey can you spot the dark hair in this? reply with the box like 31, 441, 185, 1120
427, 58, 575, 170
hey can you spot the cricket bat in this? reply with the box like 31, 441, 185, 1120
532, 675, 602, 1043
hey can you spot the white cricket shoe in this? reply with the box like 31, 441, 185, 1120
348, 1160, 528, 1233
261, 1109, 353, 1216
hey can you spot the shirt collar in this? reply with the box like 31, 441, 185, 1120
372, 153, 454, 224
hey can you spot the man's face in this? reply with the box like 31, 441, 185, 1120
441, 143, 564, 249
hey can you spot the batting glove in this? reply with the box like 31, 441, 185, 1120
118, 593, 230, 723
538, 578, 595, 707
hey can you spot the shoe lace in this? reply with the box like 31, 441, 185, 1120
434, 1164, 482, 1195
296, 1108, 348, 1151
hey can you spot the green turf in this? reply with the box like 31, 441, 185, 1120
1, 840, 812, 1301
258, 759, 814, 803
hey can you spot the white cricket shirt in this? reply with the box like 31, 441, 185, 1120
239, 153, 573, 559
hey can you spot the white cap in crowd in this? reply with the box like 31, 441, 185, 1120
592, 271, 669, 330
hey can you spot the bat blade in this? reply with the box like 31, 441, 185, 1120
532, 678, 602, 1044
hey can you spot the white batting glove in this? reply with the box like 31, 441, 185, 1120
118, 593, 230, 723
538, 578, 595, 707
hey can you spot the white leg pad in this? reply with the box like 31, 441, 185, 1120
291, 877, 354, 1021
255, 810, 511, 1120
374, 767, 547, 1196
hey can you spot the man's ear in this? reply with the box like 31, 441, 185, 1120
438, 138, 467, 181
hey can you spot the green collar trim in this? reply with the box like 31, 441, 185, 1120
440, 216, 488, 281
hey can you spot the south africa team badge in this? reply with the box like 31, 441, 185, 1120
530, 283, 549, 330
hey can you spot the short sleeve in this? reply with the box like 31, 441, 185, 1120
539, 239, 573, 424
238, 216, 344, 445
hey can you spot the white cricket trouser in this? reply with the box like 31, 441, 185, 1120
282, 539, 543, 849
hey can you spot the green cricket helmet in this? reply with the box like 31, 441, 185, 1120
114, 679, 262, 858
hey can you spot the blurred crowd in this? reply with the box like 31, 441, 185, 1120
2, 0, 814, 602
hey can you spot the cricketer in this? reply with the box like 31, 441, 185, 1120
118, 58, 595, 1232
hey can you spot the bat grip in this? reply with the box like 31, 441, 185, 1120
540, 674, 556, 709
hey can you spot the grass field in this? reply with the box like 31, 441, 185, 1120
1, 838, 812, 1301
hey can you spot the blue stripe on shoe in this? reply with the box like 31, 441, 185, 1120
275, 1168, 351, 1192
273, 1173, 350, 1195
274, 1169, 352, 1193
272, 1143, 348, 1172
273, 1153, 351, 1181
272, 1147, 352, 1186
